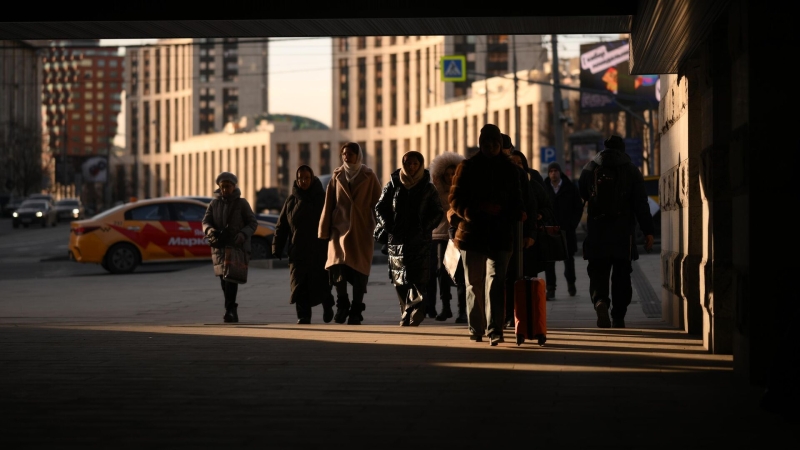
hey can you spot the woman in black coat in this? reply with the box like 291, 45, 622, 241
272, 165, 335, 324
375, 151, 443, 326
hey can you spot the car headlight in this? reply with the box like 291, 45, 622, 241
72, 208, 79, 214
12, 212, 17, 218
36, 212, 43, 217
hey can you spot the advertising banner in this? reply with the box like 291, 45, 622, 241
81, 156, 108, 183
579, 39, 660, 114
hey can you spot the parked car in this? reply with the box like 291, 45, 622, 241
53, 198, 85, 222
12, 200, 58, 228
68, 197, 275, 274
1, 194, 25, 218
177, 195, 276, 260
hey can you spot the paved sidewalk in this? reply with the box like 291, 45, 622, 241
0, 250, 793, 448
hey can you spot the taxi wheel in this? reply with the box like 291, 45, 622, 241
251, 237, 269, 260
104, 243, 141, 274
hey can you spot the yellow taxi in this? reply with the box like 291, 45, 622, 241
68, 197, 274, 274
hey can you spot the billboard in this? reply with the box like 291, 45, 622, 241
579, 39, 660, 114
81, 156, 108, 183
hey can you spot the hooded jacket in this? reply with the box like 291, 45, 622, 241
375, 168, 443, 286
273, 176, 327, 264
202, 187, 258, 276
543, 169, 585, 254
428, 151, 465, 241
578, 148, 654, 260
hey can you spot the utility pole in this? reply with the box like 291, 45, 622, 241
551, 34, 565, 172
512, 35, 520, 149
262, 38, 269, 114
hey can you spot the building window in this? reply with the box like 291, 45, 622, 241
277, 144, 290, 190
374, 140, 383, 183
299, 143, 310, 167
403, 52, 411, 125
165, 100, 171, 153
389, 140, 398, 172
155, 100, 161, 154
319, 143, 331, 175
374, 36, 382, 48
154, 48, 161, 94
223, 88, 239, 125
356, 37, 366, 49
143, 163, 151, 199
390, 54, 397, 126
357, 58, 367, 128
338, 59, 349, 129
374, 55, 383, 127
156, 163, 162, 197
143, 101, 150, 155
415, 50, 421, 123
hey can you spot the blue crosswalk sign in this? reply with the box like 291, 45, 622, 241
441, 55, 466, 82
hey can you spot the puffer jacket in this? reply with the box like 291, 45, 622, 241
375, 168, 443, 286
272, 176, 327, 264
202, 187, 258, 276
428, 151, 465, 241
578, 148, 654, 261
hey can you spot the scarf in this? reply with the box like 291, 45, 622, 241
399, 166, 424, 190
343, 161, 362, 183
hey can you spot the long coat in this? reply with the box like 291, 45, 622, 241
273, 176, 330, 304
578, 149, 654, 261
375, 169, 443, 286
318, 164, 382, 276
429, 152, 464, 241
202, 187, 258, 276
543, 172, 584, 255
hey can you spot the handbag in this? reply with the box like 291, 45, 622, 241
443, 239, 463, 284
222, 246, 248, 284
533, 225, 569, 262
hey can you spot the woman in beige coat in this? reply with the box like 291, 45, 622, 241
318, 142, 382, 325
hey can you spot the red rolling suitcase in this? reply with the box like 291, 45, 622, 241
513, 277, 547, 346
511, 221, 547, 346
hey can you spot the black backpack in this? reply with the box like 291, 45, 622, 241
589, 161, 628, 219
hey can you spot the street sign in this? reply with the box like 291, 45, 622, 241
440, 55, 466, 82
541, 146, 556, 165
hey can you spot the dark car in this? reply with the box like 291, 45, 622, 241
54, 198, 86, 222
26, 193, 56, 208
12, 200, 58, 228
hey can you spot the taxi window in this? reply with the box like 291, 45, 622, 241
125, 204, 169, 221
172, 202, 207, 221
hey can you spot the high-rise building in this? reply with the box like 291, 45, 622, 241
194, 38, 269, 135
40, 40, 124, 197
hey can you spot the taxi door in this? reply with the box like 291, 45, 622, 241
123, 203, 173, 261
169, 202, 212, 259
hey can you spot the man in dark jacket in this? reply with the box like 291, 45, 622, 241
543, 161, 585, 299
578, 135, 654, 328
448, 124, 525, 346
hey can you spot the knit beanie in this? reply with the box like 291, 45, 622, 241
215, 171, 238, 185
604, 135, 625, 151
547, 162, 562, 173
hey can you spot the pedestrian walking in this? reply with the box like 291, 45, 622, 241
272, 165, 335, 324
375, 151, 443, 326
543, 161, 585, 299
318, 142, 382, 325
510, 149, 555, 277
426, 151, 468, 323
578, 135, 654, 328
202, 171, 258, 323
448, 124, 526, 346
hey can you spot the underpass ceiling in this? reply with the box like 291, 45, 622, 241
0, 1, 731, 74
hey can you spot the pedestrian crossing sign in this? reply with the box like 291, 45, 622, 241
440, 55, 467, 82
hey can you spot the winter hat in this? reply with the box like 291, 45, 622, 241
501, 133, 514, 150
604, 135, 625, 151
216, 171, 238, 186
547, 162, 562, 173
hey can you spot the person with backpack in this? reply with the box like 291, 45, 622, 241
543, 161, 585, 299
578, 135, 655, 328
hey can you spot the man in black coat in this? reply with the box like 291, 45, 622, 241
543, 161, 585, 299
578, 135, 654, 328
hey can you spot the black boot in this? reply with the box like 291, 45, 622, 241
347, 302, 365, 325
455, 305, 467, 324
334, 296, 350, 324
435, 301, 453, 321
224, 303, 239, 323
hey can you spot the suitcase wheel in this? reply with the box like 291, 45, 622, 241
537, 335, 546, 347
516, 334, 524, 346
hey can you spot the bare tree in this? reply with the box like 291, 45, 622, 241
0, 124, 45, 196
